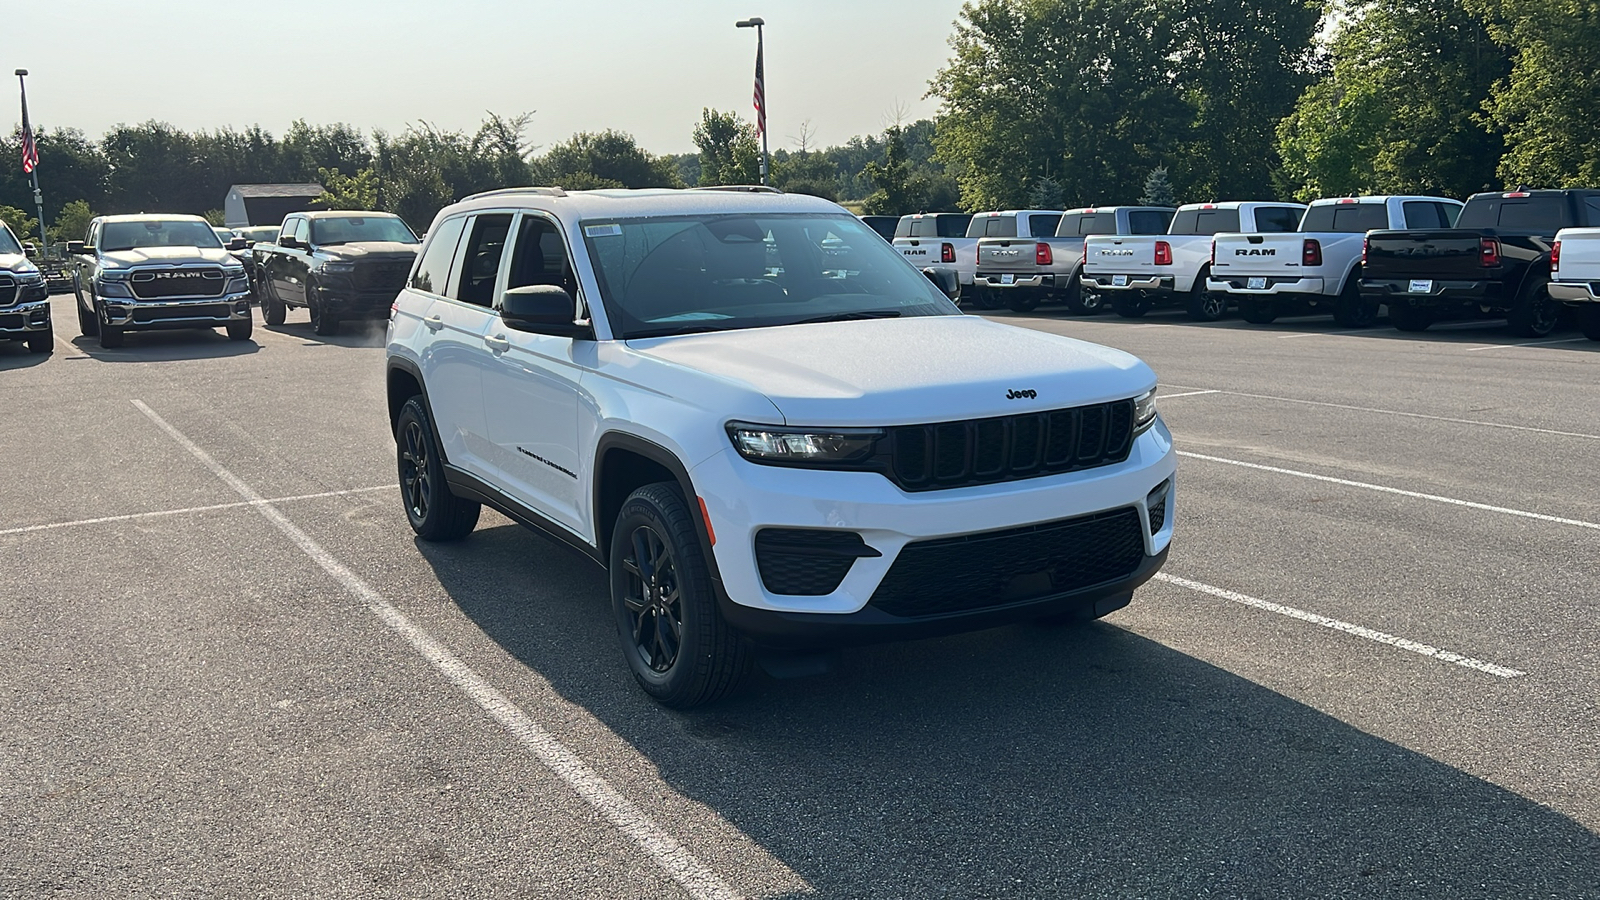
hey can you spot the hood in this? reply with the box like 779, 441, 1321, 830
101, 246, 241, 267
626, 315, 1155, 426
0, 252, 26, 271
319, 242, 419, 259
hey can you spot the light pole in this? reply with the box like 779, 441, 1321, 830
15, 69, 47, 250
735, 17, 769, 186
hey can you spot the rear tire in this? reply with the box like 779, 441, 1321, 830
1111, 293, 1151, 319
1185, 274, 1226, 322
1064, 283, 1103, 316
1577, 305, 1600, 341
1237, 298, 1277, 324
396, 397, 480, 541
1332, 276, 1379, 327
262, 284, 286, 326
1388, 301, 1435, 332
610, 482, 751, 708
1505, 274, 1560, 338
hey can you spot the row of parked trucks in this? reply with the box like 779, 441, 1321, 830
888, 189, 1600, 339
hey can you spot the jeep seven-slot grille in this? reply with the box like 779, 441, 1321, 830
888, 400, 1134, 491
869, 507, 1146, 617
129, 267, 226, 299
0, 274, 16, 306
354, 259, 414, 292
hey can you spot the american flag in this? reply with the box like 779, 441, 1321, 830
752, 40, 766, 138
20, 122, 38, 174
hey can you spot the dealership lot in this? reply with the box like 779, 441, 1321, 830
2, 294, 1597, 898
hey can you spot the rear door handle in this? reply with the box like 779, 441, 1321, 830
423, 315, 443, 331
484, 334, 510, 353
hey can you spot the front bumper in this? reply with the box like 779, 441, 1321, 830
100, 290, 253, 330
0, 298, 52, 335
975, 271, 1055, 290
309, 281, 403, 319
1360, 278, 1508, 307
1209, 275, 1325, 295
1550, 281, 1600, 304
692, 420, 1176, 641
1081, 274, 1172, 293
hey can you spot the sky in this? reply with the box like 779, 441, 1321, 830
6, 0, 971, 155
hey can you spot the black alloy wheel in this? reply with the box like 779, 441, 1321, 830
1186, 273, 1227, 322
396, 396, 480, 541
609, 483, 750, 707
1331, 276, 1379, 328
1064, 283, 1102, 316
1506, 275, 1561, 338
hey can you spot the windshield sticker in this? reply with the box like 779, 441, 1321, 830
584, 224, 622, 238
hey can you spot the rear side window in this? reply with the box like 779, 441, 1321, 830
410, 215, 467, 296
1028, 214, 1062, 238
1403, 201, 1447, 229
453, 214, 514, 307
1301, 203, 1389, 233
1252, 207, 1302, 233
936, 215, 972, 238
1058, 213, 1116, 236
1127, 210, 1173, 234
1438, 203, 1461, 226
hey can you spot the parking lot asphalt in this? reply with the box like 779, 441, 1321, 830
3, 293, 1597, 898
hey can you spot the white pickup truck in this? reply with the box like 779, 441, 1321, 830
1083, 202, 1305, 321
892, 212, 976, 299
975, 207, 1173, 314
1551, 227, 1600, 341
1209, 195, 1464, 326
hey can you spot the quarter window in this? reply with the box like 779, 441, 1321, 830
409, 216, 467, 296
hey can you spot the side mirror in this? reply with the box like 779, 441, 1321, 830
279, 235, 300, 250
23, 243, 38, 259
922, 266, 961, 301
500, 284, 591, 338
227, 237, 248, 251
66, 241, 86, 255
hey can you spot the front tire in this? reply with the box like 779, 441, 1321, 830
1577, 305, 1600, 341
98, 312, 125, 349
610, 483, 751, 708
226, 318, 253, 341
396, 397, 480, 541
25, 330, 52, 354
75, 284, 99, 337
1237, 298, 1277, 324
308, 279, 340, 335
1506, 274, 1561, 338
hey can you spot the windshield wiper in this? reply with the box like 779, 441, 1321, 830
786, 310, 903, 326
625, 324, 731, 339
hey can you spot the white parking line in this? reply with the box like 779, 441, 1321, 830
1275, 328, 1381, 340
1464, 337, 1589, 352
1161, 388, 1600, 441
1153, 573, 1526, 678
0, 486, 391, 537
131, 400, 744, 900
1158, 389, 1220, 400
52, 332, 84, 355
1178, 450, 1600, 531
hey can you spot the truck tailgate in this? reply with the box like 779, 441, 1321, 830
1363, 229, 1488, 279
1083, 235, 1160, 274
1209, 233, 1307, 277
1555, 228, 1600, 283
976, 238, 1040, 275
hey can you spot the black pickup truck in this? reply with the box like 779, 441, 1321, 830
252, 210, 420, 335
1361, 189, 1600, 335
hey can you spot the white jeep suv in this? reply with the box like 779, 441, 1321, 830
385, 187, 1175, 707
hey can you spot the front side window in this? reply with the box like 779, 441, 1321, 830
99, 220, 224, 252
582, 213, 958, 339
500, 215, 580, 310
452, 214, 513, 307
292, 218, 311, 244
311, 216, 419, 246
409, 216, 467, 295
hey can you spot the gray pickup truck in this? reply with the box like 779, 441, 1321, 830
975, 206, 1174, 314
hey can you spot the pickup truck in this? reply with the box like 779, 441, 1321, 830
252, 210, 421, 335
0, 217, 52, 353
976, 206, 1174, 314
1551, 227, 1600, 340
1362, 189, 1600, 336
1083, 202, 1305, 321
892, 212, 975, 301
1211, 195, 1463, 327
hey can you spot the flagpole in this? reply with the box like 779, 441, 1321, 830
15, 69, 47, 250
736, 17, 769, 186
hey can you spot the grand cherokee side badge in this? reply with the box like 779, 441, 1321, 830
1005, 389, 1037, 399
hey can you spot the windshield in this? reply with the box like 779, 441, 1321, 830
101, 220, 223, 252
582, 213, 960, 339
212, 228, 236, 242
0, 223, 21, 255
310, 216, 418, 245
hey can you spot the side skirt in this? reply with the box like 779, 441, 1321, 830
443, 465, 605, 567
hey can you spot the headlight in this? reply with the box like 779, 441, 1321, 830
317, 261, 357, 274
96, 279, 134, 298
1133, 388, 1158, 433
728, 423, 883, 466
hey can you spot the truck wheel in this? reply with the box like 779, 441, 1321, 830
1506, 275, 1560, 338
1111, 294, 1151, 319
1237, 298, 1277, 324
75, 286, 99, 337
226, 318, 253, 342
98, 323, 124, 348
261, 287, 286, 326
1004, 293, 1042, 313
1185, 276, 1227, 322
25, 330, 52, 354
396, 396, 481, 541
1332, 278, 1379, 327
610, 482, 751, 708
1388, 301, 1435, 332
1577, 305, 1600, 341
309, 298, 340, 336
1064, 284, 1103, 316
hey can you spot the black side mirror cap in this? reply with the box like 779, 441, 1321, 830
66, 241, 87, 254
922, 266, 961, 301
227, 237, 248, 251
500, 284, 592, 338
279, 235, 300, 249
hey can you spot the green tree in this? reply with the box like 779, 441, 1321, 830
774, 150, 841, 200
1028, 175, 1065, 209
316, 166, 379, 209
693, 109, 762, 186
51, 199, 95, 243
1474, 0, 1600, 187
0, 204, 38, 239
1139, 167, 1176, 206
531, 130, 681, 189
1276, 0, 1506, 200
861, 126, 920, 216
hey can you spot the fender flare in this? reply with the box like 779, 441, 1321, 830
592, 431, 721, 585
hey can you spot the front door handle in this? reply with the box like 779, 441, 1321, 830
423, 315, 443, 331
484, 334, 511, 353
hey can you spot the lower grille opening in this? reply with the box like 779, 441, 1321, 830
755, 529, 879, 596
869, 508, 1146, 618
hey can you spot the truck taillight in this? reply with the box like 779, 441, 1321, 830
1302, 239, 1322, 267
1480, 238, 1501, 267
1362, 236, 1368, 266
1210, 239, 1216, 267
1551, 239, 1561, 273
1035, 242, 1053, 266
1154, 241, 1172, 266
941, 242, 955, 264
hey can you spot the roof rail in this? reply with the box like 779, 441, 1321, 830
463, 186, 569, 201
695, 185, 783, 194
